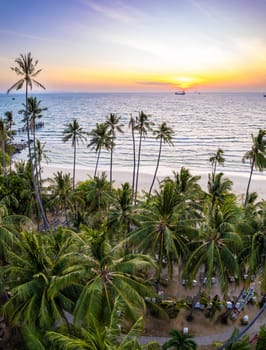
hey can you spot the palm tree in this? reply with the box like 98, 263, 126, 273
107, 182, 137, 242
2, 229, 82, 331
7, 52, 48, 229
20, 97, 47, 185
4, 111, 15, 173
126, 181, 190, 285
134, 111, 153, 202
129, 114, 137, 202
87, 122, 113, 177
12, 160, 40, 219
48, 171, 76, 225
184, 197, 242, 321
47, 297, 160, 350
162, 329, 197, 350
105, 113, 124, 184
207, 172, 235, 208
73, 230, 156, 327
85, 172, 111, 215
0, 203, 30, 263
162, 167, 205, 221
35, 139, 50, 184
209, 148, 225, 179
244, 201, 266, 292
149, 122, 174, 196
242, 129, 266, 206
63, 119, 87, 189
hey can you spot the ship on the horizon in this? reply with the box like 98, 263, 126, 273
174, 90, 186, 95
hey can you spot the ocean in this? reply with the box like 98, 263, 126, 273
0, 92, 265, 177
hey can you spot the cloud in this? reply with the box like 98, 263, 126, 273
0, 28, 61, 43
189, 0, 215, 20
81, 0, 142, 23
136, 81, 186, 89
136, 81, 172, 86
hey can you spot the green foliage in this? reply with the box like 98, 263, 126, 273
256, 325, 266, 350
47, 297, 160, 350
162, 329, 197, 350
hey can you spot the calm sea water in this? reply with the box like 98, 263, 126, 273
0, 92, 265, 176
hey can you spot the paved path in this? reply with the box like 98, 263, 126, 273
139, 312, 266, 347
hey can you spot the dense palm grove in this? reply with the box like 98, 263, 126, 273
0, 53, 266, 350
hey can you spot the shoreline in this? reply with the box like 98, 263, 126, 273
41, 164, 266, 201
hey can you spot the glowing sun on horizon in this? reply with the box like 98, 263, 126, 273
173, 76, 204, 89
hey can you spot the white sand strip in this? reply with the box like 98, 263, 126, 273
41, 164, 266, 201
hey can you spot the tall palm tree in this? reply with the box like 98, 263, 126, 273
35, 139, 50, 184
134, 111, 153, 202
63, 119, 87, 189
4, 111, 15, 173
105, 113, 124, 184
129, 114, 137, 202
148, 122, 174, 196
209, 148, 225, 180
20, 97, 47, 185
87, 122, 113, 177
242, 129, 266, 206
162, 329, 197, 350
7, 52, 48, 229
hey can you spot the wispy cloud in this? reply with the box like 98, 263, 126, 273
136, 81, 180, 89
0, 28, 62, 43
81, 0, 143, 23
137, 81, 171, 86
189, 0, 216, 21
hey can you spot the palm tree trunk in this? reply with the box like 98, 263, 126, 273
1, 140, 7, 179
212, 161, 217, 181
94, 149, 101, 177
149, 138, 162, 197
25, 83, 49, 230
9, 122, 12, 174
244, 157, 255, 207
32, 121, 39, 184
110, 146, 113, 185
134, 130, 143, 203
64, 199, 69, 225
131, 125, 136, 202
73, 142, 76, 189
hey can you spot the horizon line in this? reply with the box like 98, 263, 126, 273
1, 90, 266, 95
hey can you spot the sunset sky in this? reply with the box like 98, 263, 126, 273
0, 0, 265, 92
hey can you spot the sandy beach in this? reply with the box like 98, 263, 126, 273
42, 164, 266, 201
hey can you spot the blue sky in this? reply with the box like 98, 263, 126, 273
1, 0, 266, 92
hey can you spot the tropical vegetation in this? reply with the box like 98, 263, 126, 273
0, 52, 266, 349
